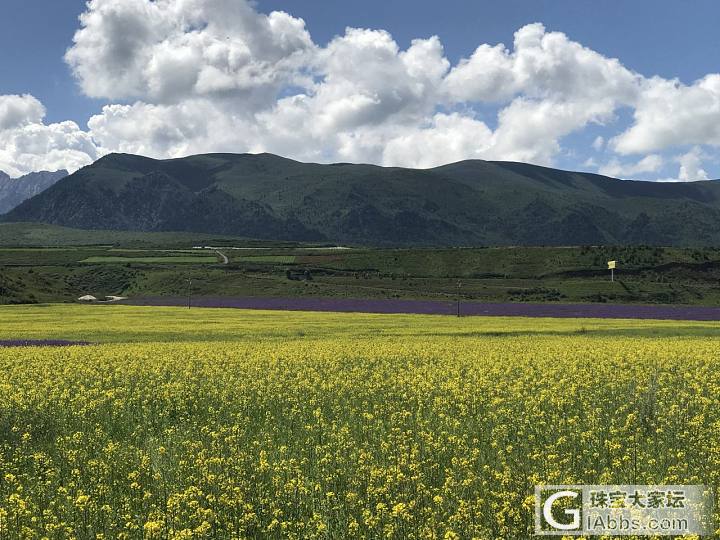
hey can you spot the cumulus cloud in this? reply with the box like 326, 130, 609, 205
0, 95, 99, 177
65, 0, 315, 105
5, 0, 720, 177
612, 75, 720, 155
442, 23, 641, 167
71, 6, 646, 169
382, 113, 493, 168
677, 146, 710, 182
443, 23, 639, 105
87, 100, 248, 158
651, 147, 713, 183
248, 31, 451, 164
488, 96, 619, 165
598, 154, 664, 178
0, 95, 45, 131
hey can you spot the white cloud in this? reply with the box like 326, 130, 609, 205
442, 43, 518, 103
677, 146, 709, 182
437, 23, 641, 166
4, 0, 720, 177
69, 7, 644, 169
650, 147, 712, 183
0, 95, 100, 177
65, 0, 314, 104
302, 30, 448, 132
0, 95, 45, 131
382, 113, 493, 168
443, 23, 639, 106
612, 75, 720, 155
488, 96, 618, 165
247, 30, 451, 164
598, 154, 664, 178
87, 100, 249, 158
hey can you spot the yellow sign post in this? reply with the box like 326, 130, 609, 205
608, 260, 616, 282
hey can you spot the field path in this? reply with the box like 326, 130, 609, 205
215, 250, 229, 265
121, 296, 720, 321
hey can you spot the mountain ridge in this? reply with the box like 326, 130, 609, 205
4, 153, 720, 246
0, 170, 68, 215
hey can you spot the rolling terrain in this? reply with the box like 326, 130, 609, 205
5, 153, 720, 246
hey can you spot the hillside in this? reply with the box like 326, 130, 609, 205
5, 153, 720, 246
0, 222, 298, 248
0, 170, 67, 214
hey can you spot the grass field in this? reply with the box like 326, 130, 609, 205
0, 305, 718, 538
0, 223, 292, 249
5, 242, 720, 307
81, 256, 218, 264
235, 255, 297, 264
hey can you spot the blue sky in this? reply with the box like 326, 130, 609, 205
259, 0, 719, 80
1, 0, 719, 179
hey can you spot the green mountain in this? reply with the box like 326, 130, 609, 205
4, 152, 720, 246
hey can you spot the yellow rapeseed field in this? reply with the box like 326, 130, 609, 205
0, 305, 718, 538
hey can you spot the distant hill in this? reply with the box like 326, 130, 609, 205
0, 170, 68, 215
4, 153, 720, 246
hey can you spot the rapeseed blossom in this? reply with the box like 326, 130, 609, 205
0, 326, 718, 537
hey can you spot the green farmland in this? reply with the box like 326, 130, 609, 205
2, 223, 720, 307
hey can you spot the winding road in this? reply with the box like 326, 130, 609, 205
215, 250, 229, 265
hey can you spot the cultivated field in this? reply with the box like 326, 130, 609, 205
0, 306, 719, 538
5, 224, 720, 307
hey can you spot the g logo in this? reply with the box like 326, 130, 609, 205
543, 490, 581, 530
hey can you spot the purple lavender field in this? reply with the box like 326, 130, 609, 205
121, 296, 720, 321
